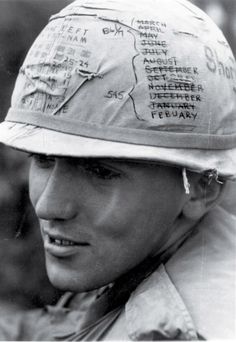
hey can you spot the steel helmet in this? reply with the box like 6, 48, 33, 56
0, 0, 236, 179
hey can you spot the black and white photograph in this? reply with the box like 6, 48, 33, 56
0, 0, 235, 340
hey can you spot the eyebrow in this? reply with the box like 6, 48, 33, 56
29, 153, 161, 171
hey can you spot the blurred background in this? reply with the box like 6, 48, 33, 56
0, 0, 235, 312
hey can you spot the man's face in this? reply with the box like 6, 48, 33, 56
29, 155, 186, 292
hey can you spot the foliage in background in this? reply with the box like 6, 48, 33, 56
0, 0, 235, 310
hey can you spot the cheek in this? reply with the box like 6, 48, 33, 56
93, 176, 184, 256
91, 186, 143, 239
28, 163, 49, 207
91, 184, 165, 255
89, 201, 166, 280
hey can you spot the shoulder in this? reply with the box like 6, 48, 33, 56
165, 206, 236, 339
0, 293, 76, 340
0, 308, 45, 340
0, 290, 99, 340
115, 206, 236, 340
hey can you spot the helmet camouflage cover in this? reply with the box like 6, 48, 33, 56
0, 0, 236, 179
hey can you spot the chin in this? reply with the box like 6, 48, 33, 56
47, 269, 75, 292
45, 257, 107, 293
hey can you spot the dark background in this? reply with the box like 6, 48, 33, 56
0, 0, 235, 312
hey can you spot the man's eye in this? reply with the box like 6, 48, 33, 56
29, 154, 55, 168
83, 162, 121, 180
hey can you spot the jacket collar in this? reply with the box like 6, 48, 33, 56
125, 263, 198, 340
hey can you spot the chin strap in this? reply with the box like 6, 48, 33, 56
182, 168, 224, 195
204, 169, 224, 185
182, 168, 190, 194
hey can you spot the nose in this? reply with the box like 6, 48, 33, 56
32, 160, 78, 221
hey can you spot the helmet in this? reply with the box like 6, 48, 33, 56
0, 0, 236, 179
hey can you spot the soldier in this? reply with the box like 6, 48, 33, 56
0, 0, 235, 339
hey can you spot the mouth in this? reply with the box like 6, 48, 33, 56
44, 233, 89, 257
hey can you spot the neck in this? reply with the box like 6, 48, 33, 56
106, 219, 199, 312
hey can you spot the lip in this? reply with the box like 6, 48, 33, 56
43, 232, 90, 258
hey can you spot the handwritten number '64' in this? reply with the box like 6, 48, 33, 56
104, 90, 125, 100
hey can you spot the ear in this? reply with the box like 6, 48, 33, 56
182, 173, 226, 221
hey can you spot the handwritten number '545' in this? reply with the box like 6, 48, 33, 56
104, 90, 125, 100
